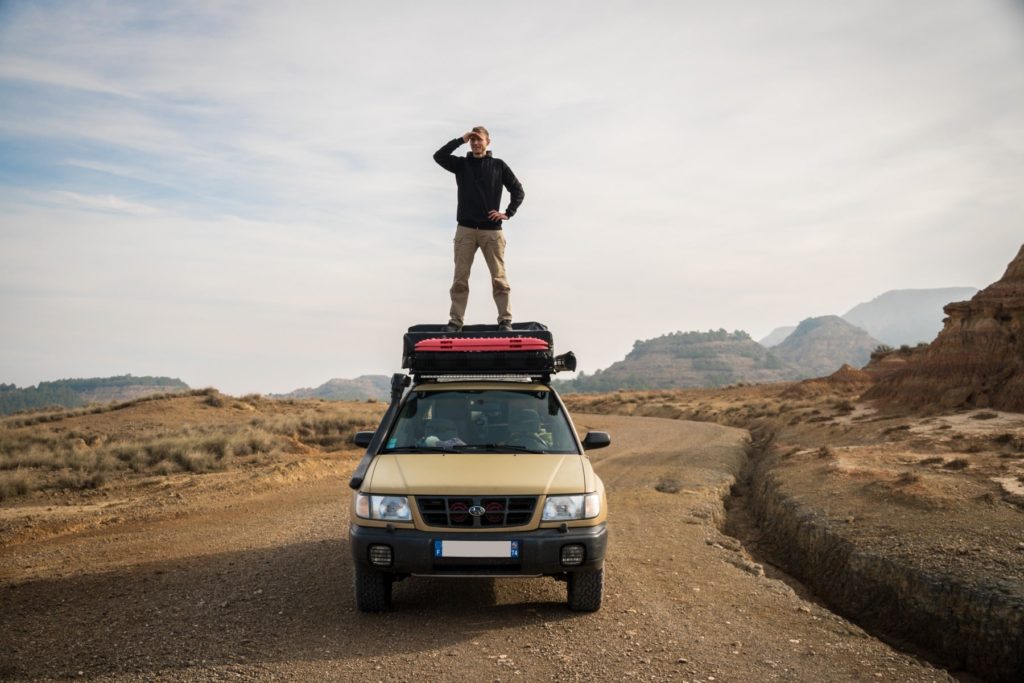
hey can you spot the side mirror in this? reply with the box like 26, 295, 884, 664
582, 431, 611, 450
353, 431, 375, 448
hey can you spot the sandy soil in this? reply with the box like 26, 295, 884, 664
0, 414, 953, 682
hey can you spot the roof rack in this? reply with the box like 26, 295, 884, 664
402, 322, 576, 380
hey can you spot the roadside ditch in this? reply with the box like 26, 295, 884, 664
722, 426, 1023, 683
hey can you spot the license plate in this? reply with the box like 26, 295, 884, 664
434, 540, 520, 558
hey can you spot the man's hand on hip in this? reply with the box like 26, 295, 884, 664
488, 210, 507, 222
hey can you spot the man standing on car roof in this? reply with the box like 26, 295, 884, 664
433, 126, 525, 333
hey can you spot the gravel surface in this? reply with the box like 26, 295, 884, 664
0, 414, 953, 682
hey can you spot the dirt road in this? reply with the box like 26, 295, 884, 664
1, 415, 952, 682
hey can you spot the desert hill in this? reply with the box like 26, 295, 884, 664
772, 315, 883, 379
557, 329, 794, 392
0, 375, 189, 416
842, 287, 979, 347
0, 389, 383, 503
866, 243, 1024, 411
272, 375, 390, 402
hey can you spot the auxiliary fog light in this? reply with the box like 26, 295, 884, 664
368, 544, 393, 568
560, 544, 586, 567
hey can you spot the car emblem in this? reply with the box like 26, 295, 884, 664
469, 505, 486, 517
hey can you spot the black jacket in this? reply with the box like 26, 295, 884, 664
433, 138, 525, 229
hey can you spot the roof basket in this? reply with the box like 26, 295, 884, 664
402, 322, 575, 378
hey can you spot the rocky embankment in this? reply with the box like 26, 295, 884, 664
741, 445, 1024, 681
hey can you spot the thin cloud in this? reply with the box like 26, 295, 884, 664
48, 191, 159, 215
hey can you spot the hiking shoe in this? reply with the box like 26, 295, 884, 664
497, 319, 513, 332
444, 322, 462, 333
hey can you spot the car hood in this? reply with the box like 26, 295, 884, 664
364, 453, 586, 495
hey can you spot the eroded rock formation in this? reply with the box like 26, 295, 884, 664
865, 244, 1024, 411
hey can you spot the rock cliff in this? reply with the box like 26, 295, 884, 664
864, 244, 1024, 411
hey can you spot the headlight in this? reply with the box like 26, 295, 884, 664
355, 494, 411, 522
542, 493, 601, 521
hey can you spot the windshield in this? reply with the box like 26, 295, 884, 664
381, 388, 579, 454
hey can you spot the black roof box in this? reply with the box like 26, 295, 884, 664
402, 322, 574, 377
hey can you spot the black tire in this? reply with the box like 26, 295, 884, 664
354, 565, 393, 612
567, 568, 603, 612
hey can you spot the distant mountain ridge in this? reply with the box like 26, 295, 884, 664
758, 326, 796, 347
272, 375, 390, 402
772, 316, 883, 379
0, 375, 189, 416
842, 287, 979, 347
559, 317, 887, 393
556, 329, 795, 392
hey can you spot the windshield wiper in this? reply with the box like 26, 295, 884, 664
381, 446, 461, 454
456, 443, 547, 454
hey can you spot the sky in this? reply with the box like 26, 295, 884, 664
1, 0, 1022, 395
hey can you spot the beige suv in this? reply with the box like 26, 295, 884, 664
348, 324, 609, 612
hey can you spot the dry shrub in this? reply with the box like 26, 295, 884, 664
883, 424, 912, 435
253, 413, 371, 450
832, 399, 856, 414
56, 470, 106, 490
0, 470, 34, 501
151, 459, 179, 476
895, 471, 921, 485
993, 433, 1024, 451
655, 478, 683, 494
204, 391, 227, 408
178, 450, 222, 473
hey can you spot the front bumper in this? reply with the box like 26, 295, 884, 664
350, 523, 607, 577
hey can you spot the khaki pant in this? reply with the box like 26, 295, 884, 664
449, 224, 511, 325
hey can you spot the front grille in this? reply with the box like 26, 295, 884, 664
416, 496, 537, 528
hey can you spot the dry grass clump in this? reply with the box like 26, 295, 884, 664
882, 424, 912, 436
250, 412, 370, 450
0, 470, 34, 502
832, 399, 856, 414
895, 471, 921, 485
655, 477, 683, 494
993, 433, 1024, 451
